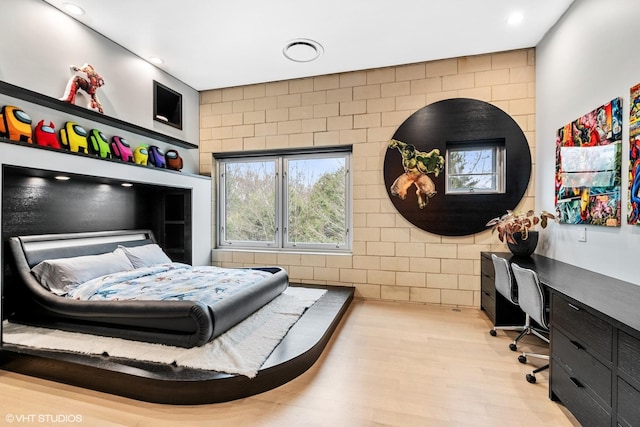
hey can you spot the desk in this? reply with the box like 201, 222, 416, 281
481, 252, 640, 427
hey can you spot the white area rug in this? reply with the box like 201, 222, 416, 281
2, 287, 326, 378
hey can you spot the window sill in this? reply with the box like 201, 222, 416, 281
212, 247, 352, 257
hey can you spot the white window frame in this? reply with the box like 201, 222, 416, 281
217, 147, 352, 253
218, 156, 280, 249
445, 141, 506, 195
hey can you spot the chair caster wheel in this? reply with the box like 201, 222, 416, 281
509, 343, 517, 351
526, 374, 537, 383
518, 355, 527, 364
489, 329, 497, 336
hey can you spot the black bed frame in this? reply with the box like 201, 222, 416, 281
0, 229, 354, 403
6, 229, 288, 348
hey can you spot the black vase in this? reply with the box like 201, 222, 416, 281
507, 231, 538, 257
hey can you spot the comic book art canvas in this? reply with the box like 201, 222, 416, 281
554, 98, 622, 226
628, 84, 640, 224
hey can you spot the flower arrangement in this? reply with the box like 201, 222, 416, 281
486, 209, 556, 244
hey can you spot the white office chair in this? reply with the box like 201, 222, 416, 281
489, 254, 527, 351
511, 262, 550, 383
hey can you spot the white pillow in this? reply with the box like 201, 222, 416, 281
119, 243, 172, 269
31, 248, 134, 295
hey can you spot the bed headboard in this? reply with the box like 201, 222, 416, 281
13, 229, 157, 269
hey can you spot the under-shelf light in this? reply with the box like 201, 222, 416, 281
54, 175, 70, 181
62, 2, 85, 16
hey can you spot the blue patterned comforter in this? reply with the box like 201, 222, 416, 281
66, 263, 274, 308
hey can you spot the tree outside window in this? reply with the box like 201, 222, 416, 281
446, 141, 505, 194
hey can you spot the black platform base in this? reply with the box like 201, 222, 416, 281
0, 285, 354, 405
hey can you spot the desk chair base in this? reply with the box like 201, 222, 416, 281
489, 325, 525, 351
513, 325, 549, 343
525, 364, 549, 383
518, 352, 550, 384
490, 313, 546, 352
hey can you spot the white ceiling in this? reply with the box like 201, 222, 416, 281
43, 0, 574, 92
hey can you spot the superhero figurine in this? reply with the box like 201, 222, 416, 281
60, 63, 105, 113
34, 120, 61, 149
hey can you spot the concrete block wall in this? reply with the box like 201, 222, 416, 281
199, 48, 536, 307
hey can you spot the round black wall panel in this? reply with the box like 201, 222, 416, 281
383, 98, 531, 236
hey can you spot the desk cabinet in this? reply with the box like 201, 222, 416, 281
550, 290, 640, 427
481, 252, 640, 427
617, 331, 640, 426
550, 292, 612, 426
480, 252, 525, 327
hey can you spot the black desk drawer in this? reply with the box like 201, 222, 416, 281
551, 293, 612, 362
481, 274, 495, 299
618, 378, 640, 427
551, 360, 610, 427
481, 255, 494, 279
552, 328, 611, 405
481, 288, 495, 323
618, 331, 640, 385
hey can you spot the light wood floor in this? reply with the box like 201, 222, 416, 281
0, 299, 579, 427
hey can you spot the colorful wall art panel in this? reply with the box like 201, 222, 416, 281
555, 98, 622, 226
628, 84, 640, 224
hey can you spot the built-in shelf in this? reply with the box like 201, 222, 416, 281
153, 81, 182, 130
2, 165, 194, 265
0, 80, 197, 149
162, 192, 191, 263
0, 136, 211, 180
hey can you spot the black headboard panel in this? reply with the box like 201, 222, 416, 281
1, 167, 154, 238
1, 165, 193, 319
16, 230, 155, 268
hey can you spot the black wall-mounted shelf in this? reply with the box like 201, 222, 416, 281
0, 80, 197, 150
0, 136, 211, 181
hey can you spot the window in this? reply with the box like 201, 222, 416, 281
217, 148, 351, 252
445, 139, 505, 194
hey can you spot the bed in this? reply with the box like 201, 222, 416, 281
5, 229, 288, 348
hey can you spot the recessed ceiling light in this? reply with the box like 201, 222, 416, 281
62, 2, 85, 16
283, 39, 323, 63
121, 182, 133, 187
148, 56, 165, 65
507, 11, 524, 26
54, 175, 70, 181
